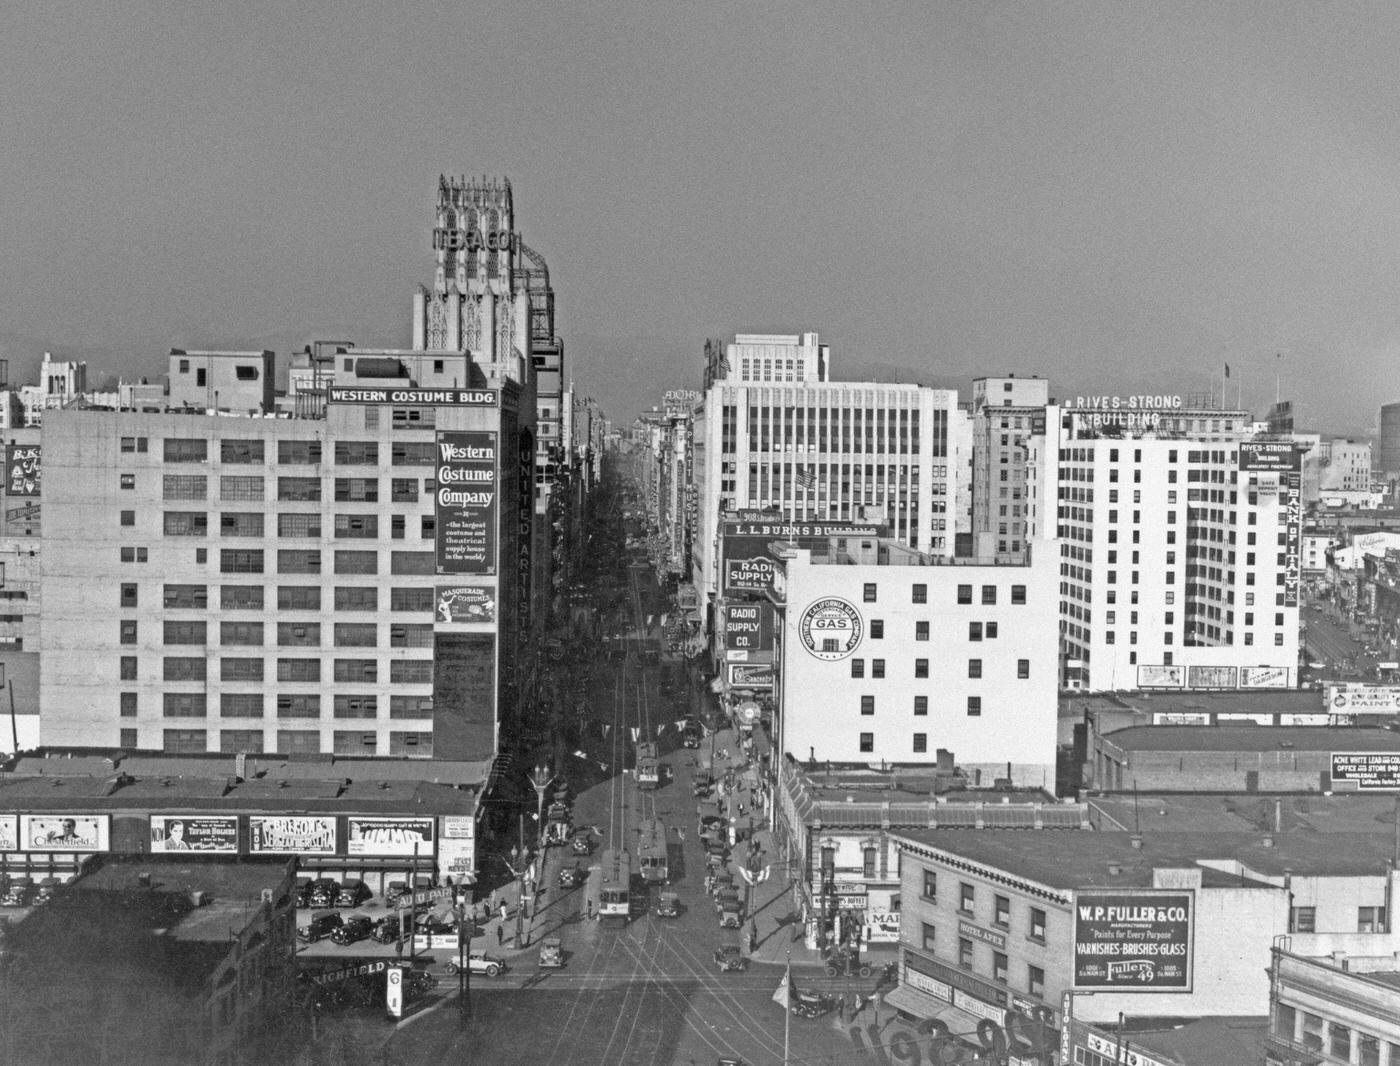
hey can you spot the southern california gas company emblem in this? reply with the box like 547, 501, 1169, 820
799, 597, 863, 661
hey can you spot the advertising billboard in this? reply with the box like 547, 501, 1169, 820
437, 814, 476, 885
5, 444, 39, 497
149, 815, 238, 853
435, 431, 498, 575
727, 662, 775, 689
435, 585, 496, 625
327, 386, 496, 406
1073, 890, 1194, 991
1238, 442, 1301, 473
0, 814, 16, 851
347, 817, 435, 857
248, 816, 336, 854
720, 518, 884, 596
21, 814, 110, 852
1283, 471, 1302, 607
1137, 665, 1185, 688
1331, 753, 1400, 791
1187, 665, 1238, 689
1240, 666, 1290, 688
1328, 685, 1400, 711
723, 602, 773, 653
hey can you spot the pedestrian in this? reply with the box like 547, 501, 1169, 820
496, 923, 503, 946
587, 897, 594, 920
676, 825, 686, 843
748, 920, 758, 953
499, 900, 508, 922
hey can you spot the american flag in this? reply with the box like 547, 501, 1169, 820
718, 352, 732, 374
795, 468, 817, 490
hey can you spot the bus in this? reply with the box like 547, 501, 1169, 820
636, 741, 660, 790
636, 818, 669, 885
598, 847, 633, 921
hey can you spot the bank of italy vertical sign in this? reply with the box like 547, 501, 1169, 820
436, 431, 498, 575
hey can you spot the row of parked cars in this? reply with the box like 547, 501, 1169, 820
296, 877, 376, 910
0, 876, 60, 908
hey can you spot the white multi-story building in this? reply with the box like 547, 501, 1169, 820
772, 537, 1059, 789
970, 375, 1050, 559
693, 332, 963, 603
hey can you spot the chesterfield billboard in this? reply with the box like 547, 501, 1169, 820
435, 431, 498, 575
721, 517, 885, 596
1073, 890, 1194, 991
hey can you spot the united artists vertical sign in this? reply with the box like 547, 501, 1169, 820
436, 431, 498, 575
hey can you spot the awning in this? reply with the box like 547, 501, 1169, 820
882, 987, 986, 1040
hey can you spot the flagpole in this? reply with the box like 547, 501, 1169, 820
784, 952, 791, 1066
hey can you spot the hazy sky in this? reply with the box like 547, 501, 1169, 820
3, 2, 1398, 431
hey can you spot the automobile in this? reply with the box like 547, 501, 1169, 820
557, 865, 585, 889
718, 901, 743, 929
790, 988, 838, 1020
33, 877, 60, 905
335, 879, 369, 909
1, 877, 34, 907
713, 945, 748, 973
297, 912, 344, 943
823, 946, 873, 979
295, 877, 314, 908
371, 914, 405, 944
384, 880, 409, 908
538, 935, 564, 969
307, 879, 339, 909
570, 832, 595, 856
330, 916, 375, 945
446, 952, 508, 977
682, 719, 704, 749
654, 891, 682, 918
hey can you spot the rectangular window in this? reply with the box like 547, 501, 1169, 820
120, 509, 135, 527
120, 436, 148, 453
278, 549, 321, 574
969, 622, 982, 641
914, 695, 928, 716
985, 622, 998, 638
869, 619, 884, 640
1028, 965, 1045, 998
968, 659, 982, 679
121, 473, 136, 490
220, 439, 265, 464
862, 582, 877, 603
164, 584, 208, 609
163, 729, 207, 753
220, 693, 263, 718
277, 476, 321, 501
981, 585, 997, 605
1331, 1024, 1351, 1060
277, 585, 320, 611
915, 621, 929, 641
220, 729, 264, 753
334, 622, 377, 647
860, 695, 875, 715
959, 883, 975, 915
922, 870, 937, 901
335, 550, 378, 574
390, 695, 435, 718
390, 551, 434, 575
120, 582, 138, 608
1358, 906, 1387, 933
871, 659, 886, 679
276, 730, 320, 754
120, 656, 138, 681
859, 732, 874, 753
390, 659, 433, 684
277, 513, 321, 538
390, 477, 419, 502
220, 657, 264, 682
334, 441, 378, 465
163, 511, 208, 536
219, 475, 264, 502
389, 731, 433, 756
163, 620, 207, 644
957, 584, 972, 604
333, 731, 378, 756
163, 657, 206, 681
334, 477, 378, 501
120, 691, 137, 716
220, 512, 263, 537
1010, 585, 1026, 604
334, 658, 378, 683
277, 621, 320, 646
914, 659, 928, 678
967, 696, 982, 716
1017, 659, 1030, 679
993, 952, 1008, 984
164, 438, 208, 463
390, 441, 435, 464
390, 587, 434, 612
335, 586, 378, 611
334, 695, 379, 719
277, 659, 321, 683
162, 693, 207, 717
220, 621, 263, 646
1030, 907, 1046, 941
912, 583, 927, 604
220, 549, 264, 573
851, 658, 865, 679
276, 694, 321, 718
913, 733, 927, 753
334, 514, 379, 538
1290, 906, 1316, 933
958, 937, 974, 969
277, 440, 322, 464
389, 623, 434, 648
994, 895, 1010, 928
921, 922, 937, 951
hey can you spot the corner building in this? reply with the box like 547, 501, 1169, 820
39, 367, 529, 762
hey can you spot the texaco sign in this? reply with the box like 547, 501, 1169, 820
799, 597, 863, 661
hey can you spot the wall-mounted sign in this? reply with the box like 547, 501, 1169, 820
5, 445, 39, 497
798, 597, 863, 661
727, 662, 774, 690
0, 814, 16, 851
723, 603, 773, 652
724, 557, 775, 594
435, 431, 498, 575
436, 585, 496, 624
1240, 666, 1289, 688
149, 815, 238, 853
437, 815, 476, 885
1331, 753, 1400, 791
328, 386, 496, 406
867, 911, 901, 943
432, 227, 514, 253
1329, 685, 1400, 711
720, 519, 884, 595
347, 818, 435, 857
1137, 665, 1184, 688
249, 816, 335, 854
1239, 442, 1302, 473
1073, 890, 1194, 991
21, 814, 109, 852
1187, 665, 1238, 690
1283, 471, 1302, 607
957, 918, 1007, 951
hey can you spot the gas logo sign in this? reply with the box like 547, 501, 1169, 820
799, 597, 863, 661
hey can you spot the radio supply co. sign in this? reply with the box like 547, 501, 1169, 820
1072, 890, 1194, 991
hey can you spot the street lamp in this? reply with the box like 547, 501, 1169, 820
529, 763, 556, 850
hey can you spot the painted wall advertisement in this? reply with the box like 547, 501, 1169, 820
435, 430, 498, 575
0, 814, 16, 851
720, 518, 884, 595
5, 444, 39, 497
1238, 442, 1301, 473
248, 816, 336, 854
867, 910, 901, 943
437, 814, 476, 885
723, 602, 773, 652
21, 814, 110, 852
1072, 890, 1194, 991
1187, 665, 1238, 690
347, 817, 435, 857
727, 662, 774, 689
436, 585, 496, 625
1329, 685, 1400, 711
1331, 753, 1400, 791
1283, 470, 1302, 607
1137, 665, 1184, 688
149, 815, 238, 853
1240, 666, 1290, 688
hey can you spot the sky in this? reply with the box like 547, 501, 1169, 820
3, 1, 1399, 432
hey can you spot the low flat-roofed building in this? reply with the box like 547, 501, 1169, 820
1264, 948, 1400, 1066
889, 828, 1400, 1033
1089, 725, 1400, 791
0, 855, 298, 1066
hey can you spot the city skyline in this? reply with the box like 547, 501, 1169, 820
5, 3, 1400, 432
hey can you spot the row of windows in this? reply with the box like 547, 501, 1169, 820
895, 583, 1028, 606
1274, 1001, 1396, 1064
145, 585, 435, 612
116, 619, 434, 647
859, 695, 987, 718
136, 728, 433, 756
857, 620, 1001, 643
145, 658, 433, 683
917, 924, 1048, 998
156, 475, 433, 502
150, 439, 438, 466
146, 512, 439, 539
118, 549, 437, 575
921, 871, 1048, 940
852, 659, 1030, 680
122, 692, 436, 718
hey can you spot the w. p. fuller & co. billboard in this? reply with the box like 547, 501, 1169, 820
1073, 890, 1193, 991
436, 431, 498, 575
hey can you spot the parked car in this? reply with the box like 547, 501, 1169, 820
713, 945, 748, 973
654, 891, 682, 918
371, 914, 405, 944
384, 880, 409, 908
307, 879, 339, 909
557, 865, 585, 889
446, 952, 507, 977
537, 935, 564, 969
335, 879, 369, 909
33, 877, 60, 905
570, 831, 595, 856
330, 916, 375, 945
295, 877, 314, 908
297, 912, 344, 943
1, 877, 34, 908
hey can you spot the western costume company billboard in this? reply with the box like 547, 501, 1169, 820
1073, 890, 1194, 991
435, 431, 498, 575
150, 815, 238, 853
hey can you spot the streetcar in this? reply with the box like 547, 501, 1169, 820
636, 741, 660, 790
636, 817, 669, 885
598, 847, 634, 920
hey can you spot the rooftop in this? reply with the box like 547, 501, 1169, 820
1065, 690, 1327, 719
1088, 792, 1400, 835
1101, 725, 1400, 753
